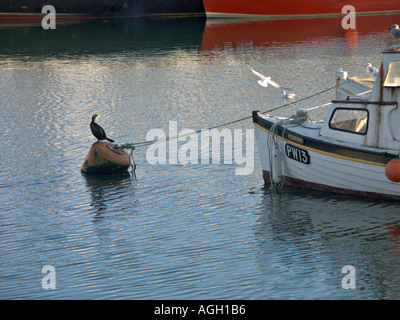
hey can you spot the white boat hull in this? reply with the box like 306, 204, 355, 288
254, 114, 400, 199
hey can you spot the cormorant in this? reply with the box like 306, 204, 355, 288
90, 114, 115, 142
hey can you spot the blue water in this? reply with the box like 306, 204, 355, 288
1, 17, 400, 300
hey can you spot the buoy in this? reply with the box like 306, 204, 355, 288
271, 145, 283, 184
385, 157, 400, 182
81, 141, 130, 174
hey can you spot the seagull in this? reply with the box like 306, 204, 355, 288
282, 90, 297, 99
250, 68, 280, 88
365, 63, 378, 77
389, 24, 400, 40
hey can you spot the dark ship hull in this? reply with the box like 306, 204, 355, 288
0, 0, 205, 21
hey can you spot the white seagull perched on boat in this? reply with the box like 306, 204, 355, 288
389, 24, 400, 40
282, 90, 297, 99
365, 63, 379, 77
250, 68, 280, 88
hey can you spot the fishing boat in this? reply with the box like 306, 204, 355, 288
203, 0, 400, 19
253, 46, 400, 199
0, 0, 205, 22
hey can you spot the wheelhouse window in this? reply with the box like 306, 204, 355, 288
329, 108, 368, 134
384, 61, 400, 87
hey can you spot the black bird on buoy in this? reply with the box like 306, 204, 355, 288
90, 114, 115, 142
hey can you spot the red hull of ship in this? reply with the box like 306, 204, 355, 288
203, 0, 400, 18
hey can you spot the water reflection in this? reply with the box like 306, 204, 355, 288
200, 14, 400, 55
2, 13, 398, 64
0, 18, 206, 60
255, 187, 400, 299
82, 172, 136, 218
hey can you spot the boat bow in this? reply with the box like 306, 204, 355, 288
253, 46, 400, 199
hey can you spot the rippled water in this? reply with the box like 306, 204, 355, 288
1, 16, 400, 300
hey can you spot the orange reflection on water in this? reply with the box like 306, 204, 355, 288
200, 14, 400, 54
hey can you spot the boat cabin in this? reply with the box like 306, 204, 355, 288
320, 47, 400, 152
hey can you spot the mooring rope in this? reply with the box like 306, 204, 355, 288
267, 111, 311, 192
116, 81, 349, 178
118, 143, 136, 178
121, 81, 348, 151
117, 80, 350, 178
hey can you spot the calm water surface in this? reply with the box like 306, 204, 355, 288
1, 16, 400, 300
